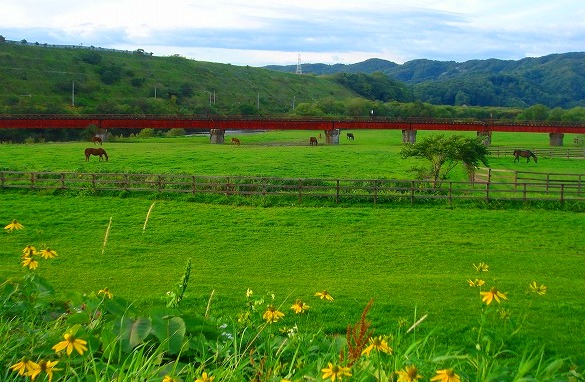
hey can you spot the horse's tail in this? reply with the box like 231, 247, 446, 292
103, 150, 109, 161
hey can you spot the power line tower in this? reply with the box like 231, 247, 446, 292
296, 53, 303, 75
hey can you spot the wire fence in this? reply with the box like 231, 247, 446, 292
1, 170, 584, 205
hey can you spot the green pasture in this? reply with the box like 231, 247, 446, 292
1, 192, 584, 358
1, 130, 585, 359
0, 130, 583, 179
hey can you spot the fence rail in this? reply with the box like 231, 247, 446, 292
2, 171, 584, 205
489, 147, 585, 158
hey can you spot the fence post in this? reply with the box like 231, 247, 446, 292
60, 173, 65, 189
523, 183, 527, 202
410, 181, 415, 204
546, 174, 550, 193
448, 182, 453, 206
373, 180, 378, 205
485, 181, 490, 202
92, 174, 96, 188
298, 179, 303, 204
30, 172, 36, 189
0, 171, 4, 188
336, 179, 340, 204
191, 176, 197, 194
560, 184, 565, 204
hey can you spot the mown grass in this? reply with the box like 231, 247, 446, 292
2, 191, 584, 359
0, 130, 583, 179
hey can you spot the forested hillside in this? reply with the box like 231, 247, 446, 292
266, 53, 585, 108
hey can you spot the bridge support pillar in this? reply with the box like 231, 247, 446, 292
325, 129, 340, 145
402, 129, 417, 144
477, 131, 492, 146
209, 129, 225, 144
549, 133, 564, 146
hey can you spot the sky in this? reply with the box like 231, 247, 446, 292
2, 0, 584, 67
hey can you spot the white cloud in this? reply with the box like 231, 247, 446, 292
1, 0, 584, 66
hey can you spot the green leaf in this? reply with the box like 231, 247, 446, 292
116, 317, 152, 353
151, 314, 186, 355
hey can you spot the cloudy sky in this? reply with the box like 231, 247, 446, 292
2, 0, 584, 67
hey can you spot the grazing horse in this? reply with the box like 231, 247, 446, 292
231, 137, 241, 145
346, 133, 355, 140
85, 148, 108, 161
513, 149, 537, 163
309, 137, 318, 146
92, 136, 103, 145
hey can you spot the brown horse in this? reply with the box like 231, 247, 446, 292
92, 136, 103, 145
309, 137, 318, 146
231, 137, 241, 145
85, 148, 108, 161
513, 149, 537, 163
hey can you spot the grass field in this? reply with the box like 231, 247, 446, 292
2, 130, 585, 360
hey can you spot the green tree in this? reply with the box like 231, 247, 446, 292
400, 134, 490, 186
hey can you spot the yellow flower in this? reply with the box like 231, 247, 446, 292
473, 262, 489, 272
22, 256, 39, 270
362, 336, 392, 356
39, 248, 58, 259
315, 290, 334, 301
9, 357, 37, 376
467, 279, 485, 287
396, 365, 423, 382
4, 219, 24, 232
321, 362, 352, 381
246, 288, 253, 298
52, 333, 88, 355
430, 368, 461, 382
262, 305, 285, 323
480, 287, 508, 305
291, 299, 309, 314
195, 371, 215, 382
22, 245, 37, 258
98, 288, 113, 299
162, 375, 179, 382
26, 359, 60, 382
529, 281, 547, 295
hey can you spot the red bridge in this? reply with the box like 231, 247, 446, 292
1, 114, 585, 133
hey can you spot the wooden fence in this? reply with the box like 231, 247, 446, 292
1, 171, 584, 205
489, 147, 585, 158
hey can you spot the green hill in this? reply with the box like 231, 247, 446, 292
266, 53, 585, 108
0, 42, 360, 115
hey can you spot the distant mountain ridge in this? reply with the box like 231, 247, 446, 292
265, 53, 585, 108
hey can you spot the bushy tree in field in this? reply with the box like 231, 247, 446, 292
401, 134, 490, 186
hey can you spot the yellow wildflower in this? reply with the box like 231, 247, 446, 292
362, 336, 392, 356
22, 256, 39, 270
98, 288, 113, 299
9, 357, 37, 376
26, 359, 60, 382
22, 245, 37, 258
321, 362, 352, 381
162, 376, 179, 382
262, 305, 285, 323
480, 286, 508, 305
473, 262, 489, 272
4, 219, 24, 232
52, 333, 88, 356
246, 288, 253, 298
315, 290, 334, 301
431, 368, 461, 382
396, 365, 423, 382
467, 279, 485, 287
195, 371, 215, 382
529, 281, 547, 295
39, 248, 58, 259
291, 299, 309, 314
